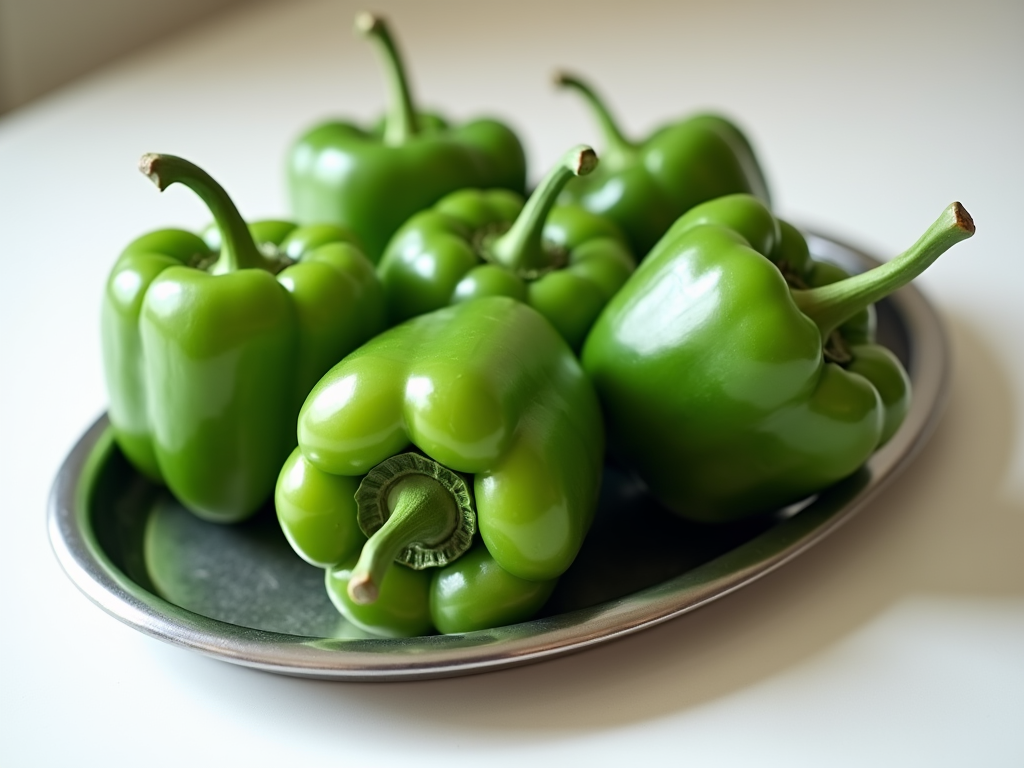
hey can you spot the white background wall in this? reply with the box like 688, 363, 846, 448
0, 0, 252, 112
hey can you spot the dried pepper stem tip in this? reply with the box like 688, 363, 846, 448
353, 10, 381, 35
574, 146, 598, 175
347, 573, 379, 604
138, 153, 165, 189
951, 201, 975, 235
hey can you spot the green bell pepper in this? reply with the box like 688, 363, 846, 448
287, 12, 527, 263
101, 154, 385, 523
555, 72, 771, 258
322, 542, 557, 637
582, 194, 974, 522
377, 145, 635, 349
275, 296, 602, 635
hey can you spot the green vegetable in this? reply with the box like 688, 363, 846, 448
582, 194, 974, 522
287, 12, 527, 262
326, 555, 433, 639
323, 542, 556, 637
101, 154, 385, 522
377, 145, 635, 349
430, 544, 557, 634
555, 72, 770, 258
275, 296, 601, 635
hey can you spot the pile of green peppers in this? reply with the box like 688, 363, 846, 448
100, 12, 974, 638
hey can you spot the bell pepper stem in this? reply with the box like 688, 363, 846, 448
355, 12, 418, 145
348, 474, 459, 604
554, 72, 637, 169
486, 145, 598, 275
138, 154, 265, 273
792, 202, 975, 340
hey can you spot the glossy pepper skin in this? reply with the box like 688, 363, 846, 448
275, 296, 602, 635
101, 154, 385, 523
287, 13, 526, 263
555, 73, 770, 258
321, 543, 557, 638
377, 145, 635, 350
583, 194, 975, 522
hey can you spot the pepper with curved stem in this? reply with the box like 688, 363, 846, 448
555, 71, 770, 258
583, 195, 974, 522
378, 145, 634, 349
287, 13, 526, 262
277, 296, 603, 634
102, 154, 385, 522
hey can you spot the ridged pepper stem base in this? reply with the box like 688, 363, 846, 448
483, 144, 598, 278
349, 453, 476, 604
791, 202, 975, 340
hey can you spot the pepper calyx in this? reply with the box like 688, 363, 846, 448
349, 452, 476, 604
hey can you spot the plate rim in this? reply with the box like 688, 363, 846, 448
47, 231, 949, 681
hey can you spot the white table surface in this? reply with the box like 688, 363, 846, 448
3, 0, 1022, 764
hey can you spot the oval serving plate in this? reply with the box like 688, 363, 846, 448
48, 232, 948, 681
